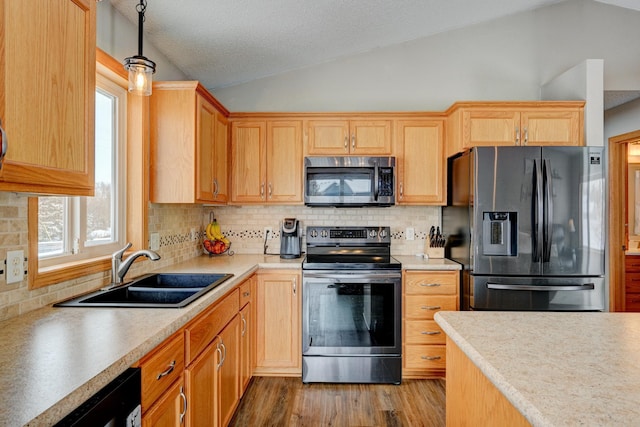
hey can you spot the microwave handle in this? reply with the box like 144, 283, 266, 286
374, 162, 379, 201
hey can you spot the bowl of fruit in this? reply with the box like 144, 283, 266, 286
204, 219, 234, 256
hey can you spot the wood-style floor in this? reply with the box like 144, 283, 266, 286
229, 377, 446, 427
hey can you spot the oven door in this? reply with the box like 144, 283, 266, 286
302, 270, 401, 355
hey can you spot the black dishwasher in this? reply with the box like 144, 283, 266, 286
54, 367, 141, 427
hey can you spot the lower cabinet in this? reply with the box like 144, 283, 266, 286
255, 270, 301, 375
218, 314, 241, 427
142, 375, 187, 427
402, 270, 459, 378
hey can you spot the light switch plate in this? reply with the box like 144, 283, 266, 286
406, 228, 415, 241
150, 233, 160, 251
7, 250, 24, 284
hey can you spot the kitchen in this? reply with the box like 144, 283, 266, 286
2, 0, 640, 426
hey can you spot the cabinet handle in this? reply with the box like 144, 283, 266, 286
260, 183, 265, 199
351, 133, 356, 149
399, 182, 403, 199
220, 341, 227, 367
213, 178, 219, 197
515, 126, 520, 145
179, 386, 187, 425
0, 119, 6, 169
268, 182, 273, 198
156, 360, 176, 380
241, 313, 247, 336
421, 330, 441, 335
344, 135, 348, 150
216, 342, 224, 370
421, 355, 442, 361
243, 291, 250, 297
293, 277, 297, 295
524, 127, 528, 145
420, 283, 441, 287
421, 305, 441, 310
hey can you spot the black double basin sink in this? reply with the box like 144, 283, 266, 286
54, 273, 234, 308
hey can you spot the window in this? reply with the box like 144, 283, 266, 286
37, 73, 127, 266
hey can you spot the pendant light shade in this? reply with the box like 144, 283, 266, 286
124, 0, 156, 96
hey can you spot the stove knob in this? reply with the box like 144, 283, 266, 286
309, 229, 318, 238
369, 229, 377, 238
379, 229, 388, 239
320, 229, 329, 238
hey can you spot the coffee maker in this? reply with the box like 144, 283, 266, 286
280, 218, 302, 259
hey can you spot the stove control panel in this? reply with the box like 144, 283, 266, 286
306, 226, 391, 245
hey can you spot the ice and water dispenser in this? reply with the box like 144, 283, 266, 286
482, 212, 517, 256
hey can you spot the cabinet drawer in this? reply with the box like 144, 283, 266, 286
626, 294, 640, 312
404, 271, 458, 295
185, 289, 239, 364
625, 256, 640, 272
138, 333, 185, 413
240, 279, 252, 308
626, 273, 640, 293
404, 320, 445, 345
404, 295, 457, 319
404, 345, 446, 370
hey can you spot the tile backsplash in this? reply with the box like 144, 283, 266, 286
0, 192, 440, 321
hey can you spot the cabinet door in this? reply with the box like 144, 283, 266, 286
143, 376, 187, 427
185, 339, 218, 427
521, 109, 582, 146
266, 120, 303, 203
240, 303, 252, 393
395, 120, 445, 204
462, 110, 520, 147
218, 314, 241, 427
196, 94, 216, 202
307, 120, 350, 155
0, 0, 95, 195
231, 121, 266, 202
350, 120, 392, 155
212, 113, 229, 202
256, 271, 301, 375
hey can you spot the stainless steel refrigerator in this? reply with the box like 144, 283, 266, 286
443, 146, 606, 311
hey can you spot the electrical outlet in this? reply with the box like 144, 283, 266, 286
264, 227, 273, 239
150, 233, 160, 251
190, 228, 197, 241
6, 250, 24, 284
406, 227, 415, 241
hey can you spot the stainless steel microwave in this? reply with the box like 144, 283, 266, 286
304, 156, 395, 207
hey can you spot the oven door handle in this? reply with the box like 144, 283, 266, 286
374, 161, 379, 201
303, 272, 401, 280
487, 283, 595, 291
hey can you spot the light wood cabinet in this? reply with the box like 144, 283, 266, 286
185, 339, 218, 426
142, 375, 187, 427
217, 314, 241, 427
446, 102, 584, 157
255, 270, 301, 375
307, 119, 392, 155
138, 333, 185, 413
239, 276, 255, 393
395, 119, 446, 205
231, 120, 303, 204
402, 270, 459, 378
150, 81, 230, 203
0, 0, 96, 195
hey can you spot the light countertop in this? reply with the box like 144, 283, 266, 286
435, 311, 640, 427
1, 253, 456, 426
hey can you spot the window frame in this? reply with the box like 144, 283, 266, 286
28, 49, 149, 290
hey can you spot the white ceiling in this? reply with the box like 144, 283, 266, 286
109, 0, 640, 94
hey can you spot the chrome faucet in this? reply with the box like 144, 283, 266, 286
111, 242, 161, 285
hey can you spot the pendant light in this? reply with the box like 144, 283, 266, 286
123, 0, 156, 96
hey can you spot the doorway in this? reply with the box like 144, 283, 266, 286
608, 129, 640, 311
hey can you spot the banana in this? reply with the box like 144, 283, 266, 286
205, 219, 229, 245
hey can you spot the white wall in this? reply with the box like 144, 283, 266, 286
213, 0, 640, 112
605, 99, 640, 141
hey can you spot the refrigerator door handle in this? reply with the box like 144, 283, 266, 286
487, 283, 595, 291
543, 159, 553, 262
532, 159, 544, 262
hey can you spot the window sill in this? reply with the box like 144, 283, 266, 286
30, 255, 112, 290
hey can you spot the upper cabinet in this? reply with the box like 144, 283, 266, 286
306, 119, 392, 156
231, 119, 303, 204
395, 118, 446, 205
446, 101, 584, 158
150, 81, 230, 204
0, 0, 96, 195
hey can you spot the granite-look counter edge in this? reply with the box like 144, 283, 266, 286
435, 311, 640, 427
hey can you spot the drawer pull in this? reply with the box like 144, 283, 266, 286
420, 283, 441, 287
421, 305, 441, 310
421, 355, 442, 361
242, 291, 250, 297
421, 331, 441, 335
156, 360, 176, 380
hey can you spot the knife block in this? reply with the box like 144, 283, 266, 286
426, 246, 444, 258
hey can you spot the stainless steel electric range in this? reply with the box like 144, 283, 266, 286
301, 226, 402, 384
